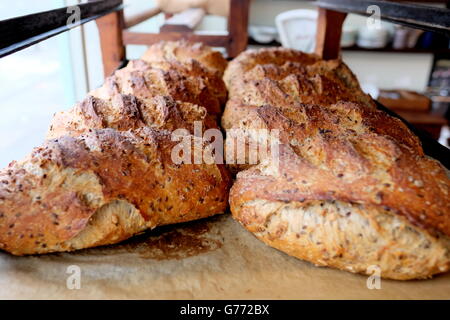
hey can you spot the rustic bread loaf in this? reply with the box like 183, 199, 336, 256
141, 40, 228, 75
0, 128, 230, 255
225, 48, 450, 279
0, 41, 231, 255
230, 102, 450, 280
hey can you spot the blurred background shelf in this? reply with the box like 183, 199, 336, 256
342, 45, 450, 54
248, 37, 450, 55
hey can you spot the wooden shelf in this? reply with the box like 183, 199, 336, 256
342, 45, 450, 54
248, 38, 450, 55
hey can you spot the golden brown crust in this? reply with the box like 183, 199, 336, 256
91, 59, 226, 115
127, 59, 228, 107
227, 63, 375, 110
141, 40, 228, 75
0, 128, 231, 255
223, 47, 321, 85
224, 47, 372, 106
48, 94, 218, 139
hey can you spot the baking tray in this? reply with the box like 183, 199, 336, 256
1, 214, 449, 299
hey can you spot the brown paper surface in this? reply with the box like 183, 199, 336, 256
0, 214, 448, 300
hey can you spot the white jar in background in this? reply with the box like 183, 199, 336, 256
357, 25, 390, 49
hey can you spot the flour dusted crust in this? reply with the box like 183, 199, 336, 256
225, 48, 450, 280
0, 41, 231, 255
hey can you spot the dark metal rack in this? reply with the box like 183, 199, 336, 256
316, 0, 450, 36
0, 0, 123, 58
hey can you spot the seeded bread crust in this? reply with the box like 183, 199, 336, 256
0, 128, 231, 255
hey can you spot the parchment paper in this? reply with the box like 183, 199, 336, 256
0, 213, 449, 300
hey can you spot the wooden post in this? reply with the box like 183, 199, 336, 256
96, 9, 126, 78
315, 8, 347, 60
227, 0, 250, 58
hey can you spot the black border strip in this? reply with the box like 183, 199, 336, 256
0, 300, 447, 317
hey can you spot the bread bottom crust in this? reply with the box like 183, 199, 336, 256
231, 199, 450, 280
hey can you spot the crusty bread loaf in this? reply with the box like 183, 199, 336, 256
225, 48, 450, 279
0, 128, 230, 255
141, 40, 228, 75
0, 41, 231, 255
